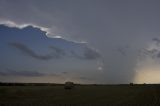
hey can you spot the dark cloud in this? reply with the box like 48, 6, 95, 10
9, 42, 101, 61
139, 48, 158, 59
117, 48, 126, 56
62, 72, 68, 74
49, 46, 65, 57
0, 69, 45, 77
116, 46, 129, 56
139, 38, 160, 59
9, 42, 57, 60
152, 38, 160, 46
152, 38, 160, 43
156, 52, 160, 58
83, 47, 101, 60
70, 47, 101, 60
0, 71, 6, 76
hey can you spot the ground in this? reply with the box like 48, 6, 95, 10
0, 84, 160, 106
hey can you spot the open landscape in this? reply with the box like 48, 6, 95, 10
1, 1, 160, 106
0, 84, 160, 106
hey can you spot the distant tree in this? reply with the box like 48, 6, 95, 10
130, 83, 134, 86
64, 81, 74, 90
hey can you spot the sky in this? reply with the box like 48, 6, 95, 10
0, 0, 160, 84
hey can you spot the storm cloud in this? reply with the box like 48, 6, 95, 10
0, 0, 160, 83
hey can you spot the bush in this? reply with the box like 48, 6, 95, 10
130, 83, 134, 86
64, 82, 74, 90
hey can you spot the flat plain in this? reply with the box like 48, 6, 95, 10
0, 84, 160, 106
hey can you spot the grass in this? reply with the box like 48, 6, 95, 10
0, 84, 160, 106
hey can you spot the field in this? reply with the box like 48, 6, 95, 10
0, 84, 160, 106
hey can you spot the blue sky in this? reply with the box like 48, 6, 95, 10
1, 0, 160, 84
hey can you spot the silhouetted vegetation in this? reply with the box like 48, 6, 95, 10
130, 82, 134, 86
64, 81, 74, 90
0, 82, 64, 86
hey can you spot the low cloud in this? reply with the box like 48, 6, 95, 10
9, 42, 102, 61
9, 42, 59, 60
49, 46, 65, 57
71, 47, 102, 60
83, 47, 101, 60
116, 46, 129, 56
152, 38, 160, 45
0, 69, 45, 77
139, 38, 160, 59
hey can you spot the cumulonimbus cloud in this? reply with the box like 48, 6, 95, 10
0, 19, 102, 61
1, 0, 160, 84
